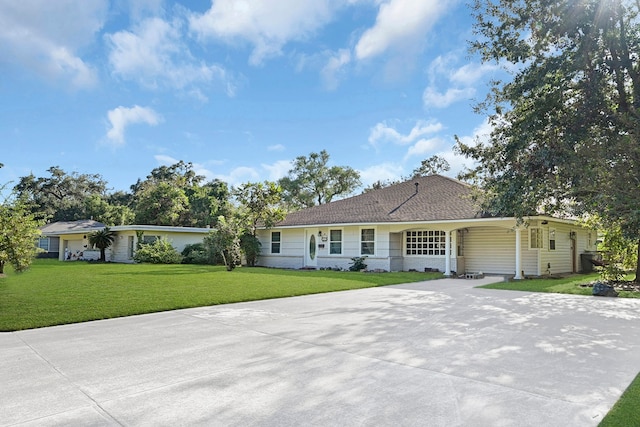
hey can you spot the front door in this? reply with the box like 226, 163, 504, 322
305, 230, 318, 268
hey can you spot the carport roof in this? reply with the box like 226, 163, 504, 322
40, 220, 106, 235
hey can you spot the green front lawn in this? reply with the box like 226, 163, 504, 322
479, 273, 640, 298
0, 260, 442, 331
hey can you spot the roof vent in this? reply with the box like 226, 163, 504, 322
415, 182, 419, 193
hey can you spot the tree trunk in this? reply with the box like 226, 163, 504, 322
220, 250, 230, 271
0, 260, 4, 274
100, 248, 106, 262
635, 238, 640, 283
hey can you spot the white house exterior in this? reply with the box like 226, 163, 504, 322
39, 221, 211, 263
256, 175, 597, 278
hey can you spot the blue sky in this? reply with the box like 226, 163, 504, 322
0, 0, 502, 195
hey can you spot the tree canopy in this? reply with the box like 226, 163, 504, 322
131, 161, 230, 227
15, 166, 108, 222
456, 0, 640, 278
278, 150, 361, 209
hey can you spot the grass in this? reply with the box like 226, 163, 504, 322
479, 273, 640, 298
599, 372, 640, 426
0, 259, 442, 331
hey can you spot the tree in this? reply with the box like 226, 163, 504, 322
131, 161, 230, 227
88, 227, 116, 262
204, 216, 241, 271
411, 155, 450, 177
456, 0, 640, 280
185, 179, 232, 227
234, 182, 285, 233
0, 191, 44, 274
233, 181, 285, 266
84, 194, 134, 226
278, 150, 361, 209
581, 215, 638, 280
134, 182, 190, 226
15, 166, 108, 221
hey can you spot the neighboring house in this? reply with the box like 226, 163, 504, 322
39, 221, 212, 263
255, 175, 597, 278
38, 220, 105, 260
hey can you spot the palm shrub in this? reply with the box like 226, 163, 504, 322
133, 238, 182, 264
88, 227, 116, 262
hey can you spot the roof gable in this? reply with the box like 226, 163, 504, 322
278, 175, 481, 227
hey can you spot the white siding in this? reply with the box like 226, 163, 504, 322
256, 220, 594, 275
539, 223, 573, 274
257, 229, 305, 269
464, 227, 538, 276
109, 230, 207, 263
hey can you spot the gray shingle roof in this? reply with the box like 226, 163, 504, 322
278, 174, 481, 226
40, 220, 106, 234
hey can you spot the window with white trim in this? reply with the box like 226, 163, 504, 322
329, 229, 342, 254
361, 228, 375, 255
549, 229, 556, 250
405, 230, 447, 255
529, 228, 543, 249
271, 231, 281, 254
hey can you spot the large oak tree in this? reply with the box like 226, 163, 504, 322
457, 0, 640, 280
279, 150, 361, 209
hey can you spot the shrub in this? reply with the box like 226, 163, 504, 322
134, 238, 183, 264
204, 217, 241, 271
349, 256, 368, 271
240, 233, 261, 267
182, 243, 211, 265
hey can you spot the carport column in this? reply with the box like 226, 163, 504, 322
444, 230, 452, 277
514, 228, 523, 280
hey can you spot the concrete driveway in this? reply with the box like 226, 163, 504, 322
3, 276, 640, 426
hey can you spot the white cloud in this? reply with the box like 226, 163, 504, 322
189, 1, 338, 66
437, 118, 493, 177
423, 86, 475, 109
321, 49, 351, 90
106, 17, 235, 97
0, 0, 107, 88
355, 0, 453, 61
262, 160, 292, 181
450, 62, 500, 86
358, 162, 404, 188
455, 118, 493, 148
106, 105, 162, 146
423, 54, 499, 109
267, 144, 286, 152
216, 167, 261, 187
368, 120, 443, 147
154, 154, 179, 165
404, 137, 443, 159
